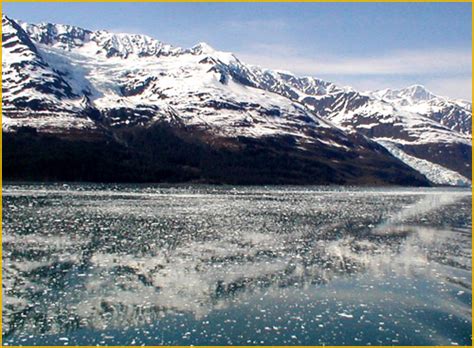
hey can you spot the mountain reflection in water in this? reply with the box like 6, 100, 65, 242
2, 185, 472, 346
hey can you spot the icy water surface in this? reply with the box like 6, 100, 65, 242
2, 184, 472, 346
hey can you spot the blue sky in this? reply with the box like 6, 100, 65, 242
3, 2, 472, 100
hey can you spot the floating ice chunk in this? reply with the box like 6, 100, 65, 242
337, 312, 353, 318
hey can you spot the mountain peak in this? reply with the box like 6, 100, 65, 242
91, 29, 179, 58
372, 84, 436, 103
401, 84, 435, 101
19, 19, 92, 50
191, 42, 216, 55
2, 14, 21, 29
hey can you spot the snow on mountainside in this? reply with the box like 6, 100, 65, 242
5, 16, 341, 142
2, 16, 96, 132
221, 62, 471, 181
214, 62, 471, 146
371, 85, 472, 135
2, 16, 471, 185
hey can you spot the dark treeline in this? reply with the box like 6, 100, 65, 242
3, 124, 431, 186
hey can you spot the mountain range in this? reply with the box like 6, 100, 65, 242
2, 15, 471, 186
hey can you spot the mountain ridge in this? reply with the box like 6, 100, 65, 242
2, 15, 471, 186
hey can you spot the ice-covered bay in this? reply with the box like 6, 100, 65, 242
2, 184, 471, 345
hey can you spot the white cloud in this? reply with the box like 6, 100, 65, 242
326, 76, 471, 101
236, 44, 471, 100
108, 26, 154, 36
224, 19, 289, 31
425, 77, 472, 101
238, 45, 471, 76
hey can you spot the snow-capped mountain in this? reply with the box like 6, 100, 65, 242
234, 70, 471, 179
2, 16, 471, 186
371, 85, 472, 135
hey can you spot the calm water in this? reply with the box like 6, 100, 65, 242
2, 184, 472, 346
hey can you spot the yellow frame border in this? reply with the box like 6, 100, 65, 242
2, 0, 473, 2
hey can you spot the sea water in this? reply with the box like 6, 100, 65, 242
2, 184, 471, 345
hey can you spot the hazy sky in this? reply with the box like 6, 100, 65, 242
4, 2, 472, 100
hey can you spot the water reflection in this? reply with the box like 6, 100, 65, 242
2, 185, 471, 345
